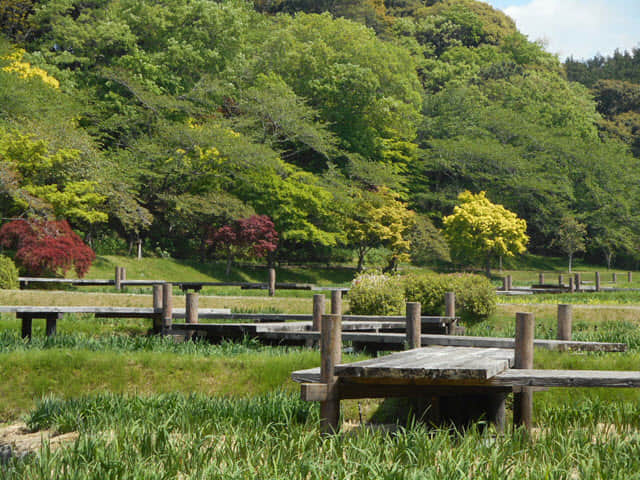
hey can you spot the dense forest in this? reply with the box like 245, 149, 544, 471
1, 0, 639, 273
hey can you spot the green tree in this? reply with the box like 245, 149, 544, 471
554, 216, 587, 273
443, 191, 528, 276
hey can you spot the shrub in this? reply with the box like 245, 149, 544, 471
348, 272, 405, 315
404, 272, 496, 322
0, 254, 19, 289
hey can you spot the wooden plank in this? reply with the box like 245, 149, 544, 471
335, 347, 514, 380
301, 383, 329, 401
492, 369, 640, 388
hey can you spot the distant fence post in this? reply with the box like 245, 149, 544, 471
152, 284, 163, 334
569, 277, 575, 293
574, 273, 581, 292
538, 273, 544, 285
595, 272, 601, 292
320, 313, 342, 434
162, 283, 173, 335
120, 267, 127, 284
331, 290, 342, 316
558, 274, 563, 287
115, 266, 122, 290
502, 277, 508, 291
268, 268, 276, 297
612, 272, 617, 284
186, 292, 198, 340
506, 275, 513, 291
514, 312, 534, 433
557, 304, 572, 341
406, 302, 421, 350
445, 292, 455, 318
629, 272, 633, 283
312, 294, 325, 332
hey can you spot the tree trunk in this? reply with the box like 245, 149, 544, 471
605, 250, 613, 270
485, 255, 492, 278
128, 238, 134, 257
568, 253, 573, 273
357, 248, 366, 272
499, 256, 503, 273
137, 238, 142, 260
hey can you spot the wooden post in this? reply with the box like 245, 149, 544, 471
612, 272, 617, 284
162, 283, 173, 335
115, 266, 122, 290
595, 272, 601, 292
268, 268, 276, 297
506, 275, 513, 291
120, 267, 127, 283
558, 274, 563, 287
557, 304, 572, 341
406, 302, 421, 350
331, 290, 342, 316
45, 313, 59, 337
574, 273, 581, 292
502, 277, 508, 291
152, 284, 163, 334
538, 273, 544, 285
629, 271, 633, 283
445, 292, 455, 318
320, 314, 342, 434
514, 312, 534, 432
21, 315, 32, 340
569, 277, 575, 293
312, 294, 325, 331
186, 292, 198, 324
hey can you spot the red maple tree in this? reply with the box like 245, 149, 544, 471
207, 215, 278, 276
0, 219, 96, 277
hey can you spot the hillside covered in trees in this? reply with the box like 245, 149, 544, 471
1, 0, 639, 272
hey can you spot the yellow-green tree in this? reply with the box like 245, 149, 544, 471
443, 191, 528, 276
345, 187, 414, 272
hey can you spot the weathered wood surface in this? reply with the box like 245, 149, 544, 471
335, 347, 514, 380
170, 313, 456, 325
245, 329, 625, 352
171, 320, 416, 334
0, 306, 230, 318
293, 367, 640, 389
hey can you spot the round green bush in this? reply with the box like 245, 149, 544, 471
0, 254, 19, 290
404, 272, 496, 322
348, 272, 405, 316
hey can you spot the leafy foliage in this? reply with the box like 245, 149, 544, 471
443, 191, 528, 275
0, 254, 19, 289
0, 219, 95, 277
347, 271, 405, 315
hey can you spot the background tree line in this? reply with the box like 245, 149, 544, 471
1, 0, 639, 274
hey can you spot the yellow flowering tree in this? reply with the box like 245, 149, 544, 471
2, 48, 59, 89
443, 191, 528, 276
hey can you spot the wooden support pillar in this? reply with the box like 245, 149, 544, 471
506, 275, 513, 291
162, 283, 173, 335
487, 392, 507, 433
629, 271, 633, 283
569, 277, 575, 293
406, 302, 421, 349
513, 312, 534, 432
538, 273, 544, 285
152, 284, 163, 334
612, 272, 617, 284
115, 266, 122, 290
502, 277, 508, 291
331, 290, 342, 316
445, 292, 455, 318
595, 272, 601, 292
120, 267, 127, 284
268, 268, 276, 297
558, 274, 563, 287
312, 294, 325, 332
557, 304, 572, 341
320, 314, 342, 434
45, 313, 60, 337
574, 273, 581, 292
186, 292, 198, 340
21, 315, 32, 340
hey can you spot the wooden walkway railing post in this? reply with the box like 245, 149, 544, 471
268, 268, 276, 297
575, 273, 581, 292
514, 312, 534, 432
406, 302, 421, 349
312, 294, 325, 332
152, 284, 163, 334
320, 313, 342, 434
186, 292, 198, 339
162, 283, 173, 335
612, 272, 617, 284
557, 304, 572, 341
629, 271, 633, 283
538, 273, 544, 285
331, 290, 342, 316
595, 272, 601, 292
569, 277, 575, 293
115, 266, 122, 290
558, 274, 563, 287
